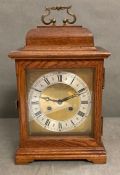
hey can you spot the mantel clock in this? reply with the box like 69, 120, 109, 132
8, 6, 110, 164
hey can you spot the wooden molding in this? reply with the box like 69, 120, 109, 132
16, 143, 106, 164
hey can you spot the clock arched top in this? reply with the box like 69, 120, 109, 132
25, 26, 94, 48
8, 26, 110, 59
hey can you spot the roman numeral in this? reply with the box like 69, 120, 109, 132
35, 111, 41, 117
70, 120, 75, 126
45, 119, 50, 126
78, 111, 85, 117
78, 88, 86, 94
32, 88, 41, 93
57, 75, 62, 82
81, 101, 88, 104
70, 76, 76, 84
44, 78, 50, 85
58, 122, 62, 131
31, 101, 39, 105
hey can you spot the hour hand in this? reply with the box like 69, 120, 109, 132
40, 96, 58, 102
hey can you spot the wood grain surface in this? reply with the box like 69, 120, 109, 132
9, 26, 110, 164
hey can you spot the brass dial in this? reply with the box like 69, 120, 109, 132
28, 71, 91, 132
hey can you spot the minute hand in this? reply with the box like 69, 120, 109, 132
60, 91, 86, 102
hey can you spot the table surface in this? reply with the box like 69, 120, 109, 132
0, 117, 119, 175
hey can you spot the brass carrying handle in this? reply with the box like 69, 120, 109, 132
41, 5, 76, 25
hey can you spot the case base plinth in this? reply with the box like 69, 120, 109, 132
15, 143, 106, 164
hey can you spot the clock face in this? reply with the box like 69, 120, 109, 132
28, 71, 91, 132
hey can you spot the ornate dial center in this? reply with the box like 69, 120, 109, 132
39, 83, 80, 121
28, 71, 91, 132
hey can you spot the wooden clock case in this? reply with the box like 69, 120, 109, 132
9, 26, 110, 164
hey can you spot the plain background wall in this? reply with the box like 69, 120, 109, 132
0, 0, 119, 118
